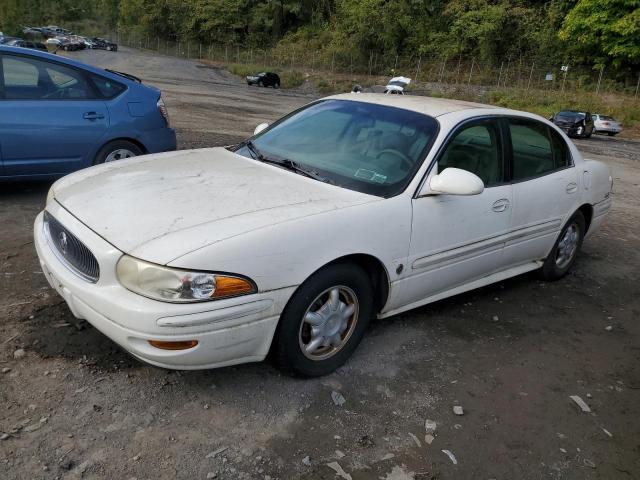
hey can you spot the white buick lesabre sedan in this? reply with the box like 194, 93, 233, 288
35, 94, 612, 376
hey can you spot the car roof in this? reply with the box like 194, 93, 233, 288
325, 93, 509, 117
0, 45, 138, 86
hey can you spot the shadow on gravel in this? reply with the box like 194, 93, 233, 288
21, 303, 141, 371
21, 270, 547, 375
0, 181, 51, 201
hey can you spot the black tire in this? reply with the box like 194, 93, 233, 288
93, 140, 143, 165
273, 263, 373, 377
258, 80, 264, 87
539, 211, 586, 281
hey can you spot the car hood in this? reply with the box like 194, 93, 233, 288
52, 148, 378, 265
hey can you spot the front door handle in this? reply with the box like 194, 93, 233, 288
566, 182, 578, 194
83, 112, 105, 120
492, 198, 510, 212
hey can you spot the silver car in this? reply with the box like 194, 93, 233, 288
592, 114, 622, 137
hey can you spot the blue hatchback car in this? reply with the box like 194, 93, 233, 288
0, 46, 176, 180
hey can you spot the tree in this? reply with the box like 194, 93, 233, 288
560, 0, 640, 67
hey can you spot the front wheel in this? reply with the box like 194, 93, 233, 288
539, 211, 585, 281
273, 264, 373, 377
94, 140, 143, 165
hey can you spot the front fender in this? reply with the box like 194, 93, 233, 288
168, 196, 412, 293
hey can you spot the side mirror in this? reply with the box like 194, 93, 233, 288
254, 122, 269, 135
420, 167, 484, 196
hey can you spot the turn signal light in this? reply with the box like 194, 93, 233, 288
148, 340, 198, 350
212, 276, 255, 298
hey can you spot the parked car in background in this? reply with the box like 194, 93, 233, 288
246, 72, 280, 87
384, 76, 411, 94
0, 46, 176, 180
34, 94, 612, 376
3, 38, 47, 51
592, 114, 622, 136
550, 110, 595, 138
42, 26, 71, 38
80, 37, 96, 49
92, 37, 118, 51
22, 26, 44, 35
0, 36, 20, 45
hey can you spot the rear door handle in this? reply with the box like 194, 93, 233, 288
492, 198, 510, 212
566, 182, 578, 194
83, 112, 105, 120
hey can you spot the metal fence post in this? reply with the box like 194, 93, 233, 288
467, 58, 475, 85
596, 65, 604, 95
415, 55, 422, 82
503, 57, 511, 87
439, 57, 446, 83
527, 62, 534, 90
456, 55, 462, 84
497, 61, 504, 86
635, 73, 640, 99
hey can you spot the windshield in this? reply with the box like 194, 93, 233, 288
234, 99, 439, 197
557, 111, 584, 120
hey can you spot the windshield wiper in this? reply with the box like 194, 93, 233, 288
238, 140, 333, 184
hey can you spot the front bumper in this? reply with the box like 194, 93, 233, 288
34, 203, 295, 370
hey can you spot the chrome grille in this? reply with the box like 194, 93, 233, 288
44, 211, 100, 283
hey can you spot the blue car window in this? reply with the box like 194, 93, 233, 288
90, 74, 126, 99
2, 54, 93, 100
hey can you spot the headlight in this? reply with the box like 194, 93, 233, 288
116, 255, 256, 303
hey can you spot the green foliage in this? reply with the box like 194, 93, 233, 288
2, 0, 639, 76
560, 0, 640, 68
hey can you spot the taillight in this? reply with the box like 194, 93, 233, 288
157, 97, 170, 126
602, 122, 610, 126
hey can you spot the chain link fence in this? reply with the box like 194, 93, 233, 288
114, 31, 640, 99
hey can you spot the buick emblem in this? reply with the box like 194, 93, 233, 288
59, 231, 68, 255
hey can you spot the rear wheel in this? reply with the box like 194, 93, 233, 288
94, 140, 143, 165
273, 263, 373, 377
539, 211, 585, 281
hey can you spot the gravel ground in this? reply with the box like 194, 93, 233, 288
1, 47, 639, 480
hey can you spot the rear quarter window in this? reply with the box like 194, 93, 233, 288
91, 74, 126, 99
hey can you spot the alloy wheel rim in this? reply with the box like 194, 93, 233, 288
105, 149, 136, 162
298, 286, 359, 361
555, 223, 580, 268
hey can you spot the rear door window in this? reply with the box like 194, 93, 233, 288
509, 118, 570, 181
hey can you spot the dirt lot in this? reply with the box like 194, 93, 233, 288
1, 47, 639, 480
